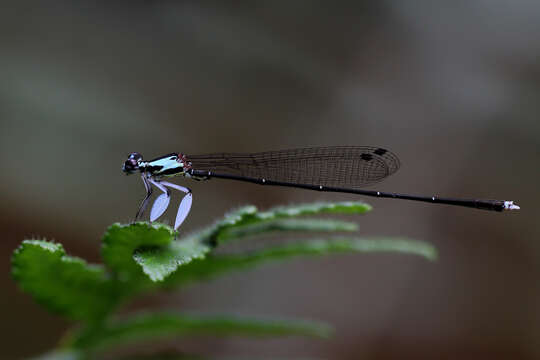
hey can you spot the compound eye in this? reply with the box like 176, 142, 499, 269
123, 160, 133, 171
123, 157, 140, 173
128, 152, 142, 161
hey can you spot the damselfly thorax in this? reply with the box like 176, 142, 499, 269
136, 153, 191, 178
123, 147, 519, 231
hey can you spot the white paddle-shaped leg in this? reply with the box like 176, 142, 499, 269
148, 179, 171, 221
159, 181, 190, 194
175, 193, 192, 230
159, 181, 193, 230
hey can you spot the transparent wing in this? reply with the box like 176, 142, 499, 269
188, 146, 400, 188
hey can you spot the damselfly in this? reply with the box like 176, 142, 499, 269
122, 146, 519, 230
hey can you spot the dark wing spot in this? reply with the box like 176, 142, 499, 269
374, 148, 387, 156
360, 153, 373, 161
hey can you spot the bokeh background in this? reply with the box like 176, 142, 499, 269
2, 1, 539, 359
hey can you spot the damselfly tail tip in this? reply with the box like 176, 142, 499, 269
503, 201, 520, 210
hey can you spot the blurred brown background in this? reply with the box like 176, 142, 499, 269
1, 1, 539, 359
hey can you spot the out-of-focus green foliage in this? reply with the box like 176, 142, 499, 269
11, 241, 118, 322
72, 311, 333, 352
11, 201, 436, 359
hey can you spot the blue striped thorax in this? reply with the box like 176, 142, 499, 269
141, 153, 189, 177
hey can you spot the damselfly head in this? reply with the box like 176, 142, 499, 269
123, 152, 143, 174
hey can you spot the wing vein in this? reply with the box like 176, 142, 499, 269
188, 146, 400, 188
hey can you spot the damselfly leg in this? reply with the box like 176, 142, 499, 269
134, 175, 193, 230
134, 174, 152, 222
159, 181, 193, 230
147, 178, 171, 221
